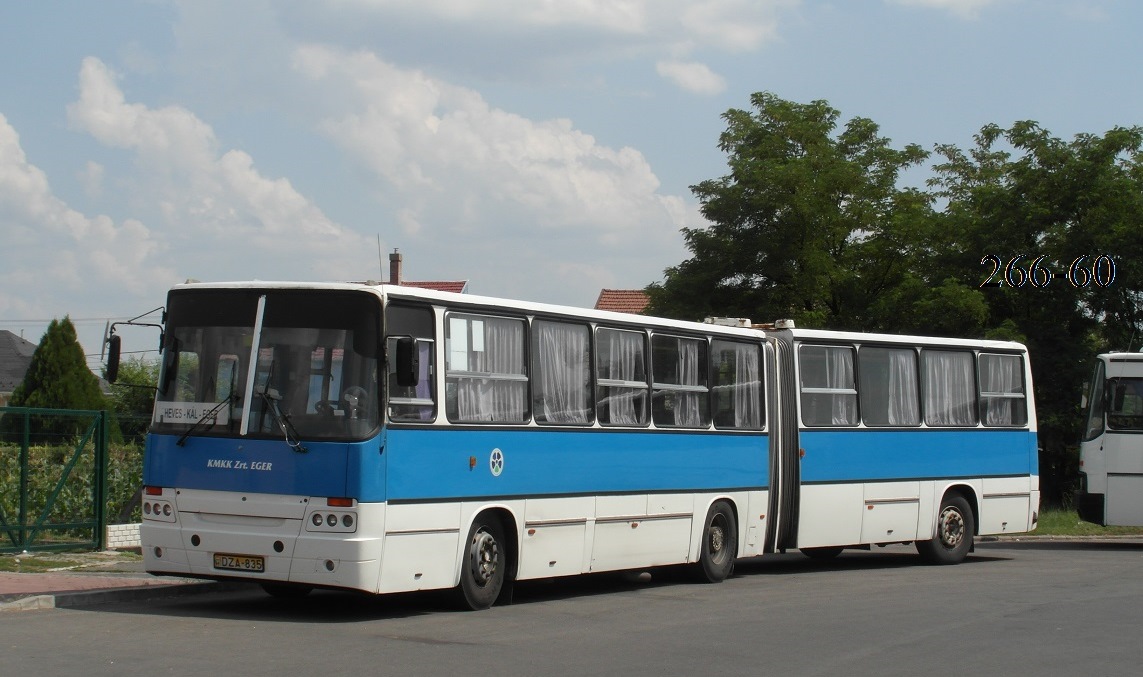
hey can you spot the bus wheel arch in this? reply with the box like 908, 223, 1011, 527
693, 499, 738, 583
457, 508, 517, 610
917, 488, 976, 565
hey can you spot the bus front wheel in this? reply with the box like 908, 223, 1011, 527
917, 494, 974, 565
458, 514, 507, 610
694, 500, 737, 583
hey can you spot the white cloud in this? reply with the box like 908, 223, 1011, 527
66, 57, 377, 282
78, 161, 105, 198
887, 0, 1008, 20
656, 60, 727, 95
293, 44, 693, 301
0, 112, 174, 314
330, 0, 649, 34
323, 0, 792, 54
295, 45, 684, 234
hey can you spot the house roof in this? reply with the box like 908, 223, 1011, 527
594, 289, 649, 315
400, 280, 470, 294
0, 330, 37, 393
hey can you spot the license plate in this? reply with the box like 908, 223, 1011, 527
213, 553, 265, 573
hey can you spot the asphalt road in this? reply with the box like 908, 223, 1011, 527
3, 539, 1142, 676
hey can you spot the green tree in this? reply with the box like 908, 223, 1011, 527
106, 356, 159, 444
927, 121, 1143, 505
106, 356, 159, 417
2, 317, 106, 442
8, 317, 105, 411
646, 92, 934, 330
648, 93, 1143, 507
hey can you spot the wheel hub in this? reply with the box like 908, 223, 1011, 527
709, 519, 725, 555
469, 531, 499, 585
938, 508, 965, 548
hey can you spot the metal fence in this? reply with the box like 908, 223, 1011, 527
0, 408, 148, 553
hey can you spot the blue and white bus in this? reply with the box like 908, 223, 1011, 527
119, 281, 1039, 609
1076, 352, 1143, 527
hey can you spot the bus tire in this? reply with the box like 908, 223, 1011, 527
261, 583, 313, 598
694, 500, 737, 583
917, 494, 974, 565
458, 514, 507, 610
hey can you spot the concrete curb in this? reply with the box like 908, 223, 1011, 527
0, 580, 253, 613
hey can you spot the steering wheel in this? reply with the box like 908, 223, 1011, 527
313, 400, 336, 416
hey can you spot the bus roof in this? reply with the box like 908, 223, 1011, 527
168, 280, 1027, 350
168, 280, 769, 341
1100, 352, 1143, 362
784, 327, 1027, 352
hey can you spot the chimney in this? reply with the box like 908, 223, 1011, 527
389, 249, 402, 285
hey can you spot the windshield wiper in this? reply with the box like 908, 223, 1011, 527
176, 396, 233, 447
258, 386, 308, 454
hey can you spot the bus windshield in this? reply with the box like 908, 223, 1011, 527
1107, 377, 1143, 431
152, 289, 381, 442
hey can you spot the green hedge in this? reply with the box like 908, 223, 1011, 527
0, 442, 143, 545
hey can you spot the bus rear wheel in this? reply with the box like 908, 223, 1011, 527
693, 500, 737, 583
917, 494, 974, 565
458, 514, 507, 610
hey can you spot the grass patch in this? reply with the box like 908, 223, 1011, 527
0, 550, 142, 573
1034, 508, 1143, 536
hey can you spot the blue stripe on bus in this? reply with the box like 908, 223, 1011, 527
798, 428, 1038, 484
144, 426, 1037, 503
379, 428, 769, 502
144, 434, 362, 498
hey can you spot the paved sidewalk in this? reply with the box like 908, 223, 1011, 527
0, 550, 227, 612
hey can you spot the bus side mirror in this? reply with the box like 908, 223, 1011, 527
105, 334, 122, 383
395, 337, 419, 388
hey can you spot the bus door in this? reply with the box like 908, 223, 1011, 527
765, 335, 800, 552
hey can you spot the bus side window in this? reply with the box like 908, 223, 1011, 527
596, 328, 649, 427
1082, 361, 1106, 440
532, 320, 593, 425
922, 350, 977, 427
858, 346, 920, 427
386, 304, 436, 422
979, 353, 1028, 426
651, 335, 710, 428
799, 345, 858, 427
445, 313, 528, 423
711, 340, 763, 430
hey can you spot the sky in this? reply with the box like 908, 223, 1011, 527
1, 0, 1140, 370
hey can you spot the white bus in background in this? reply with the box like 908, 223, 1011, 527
1076, 352, 1143, 527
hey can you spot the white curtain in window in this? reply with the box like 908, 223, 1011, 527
924, 351, 976, 426
603, 330, 644, 425
887, 349, 920, 425
457, 317, 525, 421
536, 322, 589, 423
674, 339, 702, 426
827, 348, 857, 425
733, 344, 762, 428
981, 354, 1021, 425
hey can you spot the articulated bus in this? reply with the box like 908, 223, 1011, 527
1076, 352, 1143, 527
117, 281, 1039, 609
